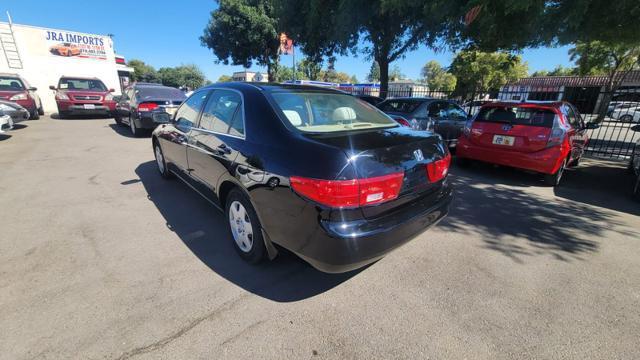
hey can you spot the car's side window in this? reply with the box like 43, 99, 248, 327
200, 90, 243, 136
447, 103, 468, 121
563, 104, 580, 129
414, 104, 428, 118
428, 102, 444, 119
174, 90, 209, 131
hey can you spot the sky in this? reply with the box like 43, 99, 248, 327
3, 0, 575, 82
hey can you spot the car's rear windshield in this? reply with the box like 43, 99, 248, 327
136, 87, 186, 101
0, 77, 25, 90
59, 78, 107, 92
476, 106, 556, 128
378, 100, 422, 113
271, 91, 396, 133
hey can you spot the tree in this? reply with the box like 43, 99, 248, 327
367, 61, 380, 82
569, 41, 640, 121
274, 66, 306, 82
158, 65, 206, 89
449, 50, 528, 95
217, 75, 233, 82
421, 60, 457, 91
201, 0, 280, 81
128, 59, 158, 82
350, 75, 358, 84
298, 57, 323, 80
279, 0, 452, 97
531, 65, 576, 77
389, 65, 406, 81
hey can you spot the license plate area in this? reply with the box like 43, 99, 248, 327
492, 135, 515, 146
83, 104, 96, 110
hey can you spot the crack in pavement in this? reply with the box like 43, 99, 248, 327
114, 293, 250, 360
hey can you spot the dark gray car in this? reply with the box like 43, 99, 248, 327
378, 98, 469, 148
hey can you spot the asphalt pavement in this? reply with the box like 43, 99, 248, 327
1, 116, 639, 359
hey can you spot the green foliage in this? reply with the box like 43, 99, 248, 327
389, 65, 406, 81
298, 57, 323, 80
531, 65, 576, 77
350, 75, 358, 84
158, 64, 206, 89
450, 51, 528, 93
274, 66, 306, 82
128, 59, 158, 82
421, 60, 457, 91
217, 75, 233, 83
367, 61, 380, 82
201, 0, 279, 80
569, 41, 640, 78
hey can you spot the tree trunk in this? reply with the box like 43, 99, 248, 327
378, 58, 389, 99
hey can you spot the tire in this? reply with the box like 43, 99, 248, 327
129, 115, 141, 137
38, 106, 44, 116
544, 158, 567, 187
114, 117, 123, 126
58, 111, 68, 119
225, 189, 267, 264
153, 141, 172, 179
29, 109, 40, 120
620, 114, 633, 123
633, 173, 640, 202
569, 156, 580, 167
628, 155, 636, 175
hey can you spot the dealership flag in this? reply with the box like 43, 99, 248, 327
279, 33, 294, 55
464, 5, 483, 26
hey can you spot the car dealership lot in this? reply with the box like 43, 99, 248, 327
1, 117, 640, 359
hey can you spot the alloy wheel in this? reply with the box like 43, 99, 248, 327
155, 145, 165, 174
129, 115, 136, 135
228, 201, 254, 253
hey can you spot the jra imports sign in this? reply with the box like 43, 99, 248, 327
45, 30, 108, 60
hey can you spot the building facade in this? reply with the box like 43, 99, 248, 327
0, 21, 132, 112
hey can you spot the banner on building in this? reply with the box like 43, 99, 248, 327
44, 30, 109, 60
279, 33, 293, 55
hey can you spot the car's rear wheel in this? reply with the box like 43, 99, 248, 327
620, 114, 633, 123
225, 189, 266, 264
153, 141, 172, 179
544, 158, 567, 187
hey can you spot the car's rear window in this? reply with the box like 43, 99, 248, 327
476, 106, 556, 128
59, 78, 107, 92
271, 91, 396, 133
0, 77, 25, 90
378, 100, 422, 113
136, 87, 186, 101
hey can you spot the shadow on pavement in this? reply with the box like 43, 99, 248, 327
107, 123, 150, 138
51, 112, 113, 120
553, 158, 640, 216
10, 124, 28, 130
0, 134, 11, 141
134, 161, 361, 302
442, 162, 638, 263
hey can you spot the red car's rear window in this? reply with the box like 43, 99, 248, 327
476, 106, 556, 128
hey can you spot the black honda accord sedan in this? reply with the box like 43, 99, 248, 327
151, 83, 452, 273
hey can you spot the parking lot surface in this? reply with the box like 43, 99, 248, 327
2, 116, 640, 359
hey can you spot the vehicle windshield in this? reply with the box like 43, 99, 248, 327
476, 106, 556, 128
136, 87, 186, 101
378, 100, 422, 113
271, 91, 397, 133
0, 77, 25, 91
59, 78, 107, 92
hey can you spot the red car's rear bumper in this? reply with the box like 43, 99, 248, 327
457, 136, 567, 175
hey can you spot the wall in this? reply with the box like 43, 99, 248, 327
0, 22, 121, 113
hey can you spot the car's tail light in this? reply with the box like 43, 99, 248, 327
394, 116, 411, 127
9, 92, 28, 101
138, 102, 158, 112
290, 172, 404, 208
547, 115, 567, 148
462, 118, 474, 138
426, 153, 451, 182
55, 92, 69, 100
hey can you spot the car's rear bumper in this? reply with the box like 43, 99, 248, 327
135, 112, 172, 129
457, 136, 565, 174
291, 182, 453, 273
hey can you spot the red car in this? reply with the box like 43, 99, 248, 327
0, 73, 44, 119
49, 77, 117, 118
456, 101, 598, 186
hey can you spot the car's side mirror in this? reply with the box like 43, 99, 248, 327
109, 88, 115, 93
112, 95, 122, 102
49, 85, 56, 90
28, 87, 37, 91
585, 122, 600, 130
631, 124, 640, 132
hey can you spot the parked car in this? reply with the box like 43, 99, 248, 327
629, 125, 640, 200
49, 77, 116, 118
114, 82, 186, 136
463, 99, 497, 116
355, 94, 383, 106
0, 100, 29, 133
457, 101, 598, 186
49, 43, 81, 57
377, 98, 470, 149
0, 73, 44, 119
607, 92, 640, 114
152, 83, 452, 273
610, 104, 640, 123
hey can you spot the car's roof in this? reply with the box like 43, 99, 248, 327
134, 82, 173, 88
379, 97, 441, 103
0, 73, 21, 78
59, 76, 103, 81
203, 82, 347, 94
487, 100, 564, 108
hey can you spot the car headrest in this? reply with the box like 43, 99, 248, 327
332, 107, 356, 121
283, 110, 302, 126
10, 81, 20, 89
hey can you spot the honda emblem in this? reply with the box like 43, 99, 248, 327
502, 124, 512, 131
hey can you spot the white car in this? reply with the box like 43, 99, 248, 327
0, 100, 30, 133
611, 105, 640, 123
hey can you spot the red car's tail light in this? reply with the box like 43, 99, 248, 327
290, 172, 404, 208
426, 153, 451, 182
547, 115, 567, 148
138, 102, 158, 112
